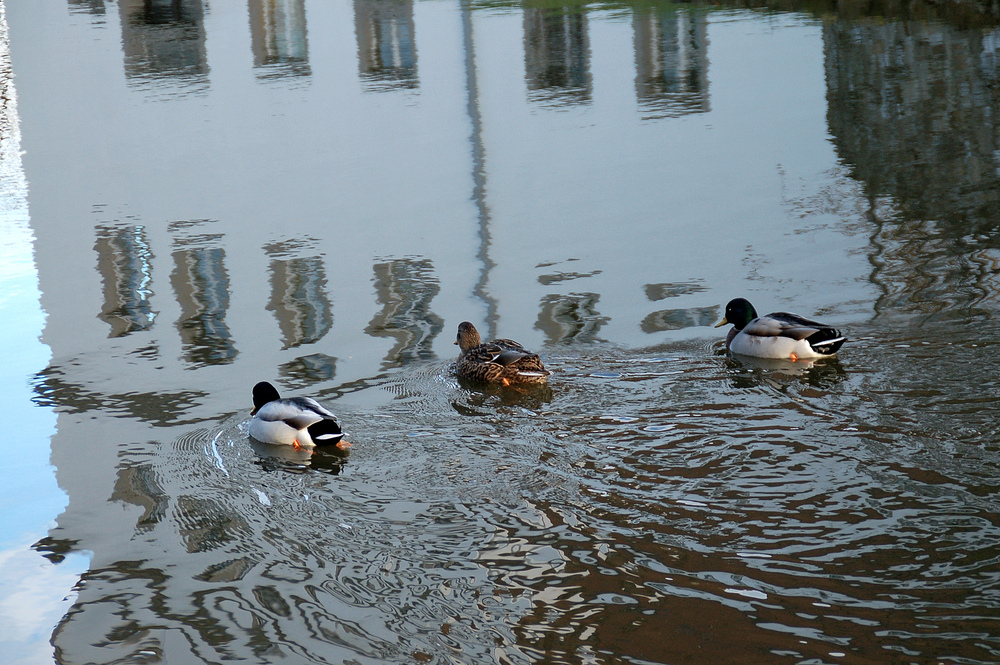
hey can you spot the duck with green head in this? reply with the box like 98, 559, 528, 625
715, 298, 846, 361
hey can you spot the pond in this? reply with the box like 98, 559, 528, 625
2, 0, 1000, 663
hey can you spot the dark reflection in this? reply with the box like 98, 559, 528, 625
365, 258, 444, 368
535, 292, 609, 344
523, 5, 591, 107
722, 353, 848, 388
175, 495, 248, 553
644, 280, 707, 301
633, 5, 710, 119
354, 0, 418, 91
32, 534, 80, 565
537, 269, 601, 286
641, 305, 718, 332
68, 0, 106, 17
249, 438, 348, 475
265, 250, 332, 349
171, 227, 238, 367
111, 462, 169, 530
825, 20, 1000, 319
278, 353, 338, 390
248, 0, 311, 80
32, 365, 206, 425
119, 0, 209, 91
454, 379, 553, 411
95, 225, 157, 338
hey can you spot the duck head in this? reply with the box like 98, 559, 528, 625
715, 298, 758, 331
251, 381, 281, 415
455, 321, 483, 353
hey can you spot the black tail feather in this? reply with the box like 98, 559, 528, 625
308, 418, 344, 445
809, 328, 846, 355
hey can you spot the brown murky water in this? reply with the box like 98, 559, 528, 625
3, 0, 1000, 663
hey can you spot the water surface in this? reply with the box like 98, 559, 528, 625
3, 0, 1000, 663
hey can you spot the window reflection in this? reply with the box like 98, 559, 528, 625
633, 7, 709, 119
535, 292, 608, 344
365, 258, 444, 368
523, 6, 591, 107
170, 231, 238, 367
119, 0, 209, 91
354, 0, 418, 91
265, 251, 333, 349
95, 225, 157, 338
248, 0, 311, 80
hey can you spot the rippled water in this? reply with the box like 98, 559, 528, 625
4, 0, 1000, 663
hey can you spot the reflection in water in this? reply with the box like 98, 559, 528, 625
633, 6, 710, 119
171, 231, 238, 367
723, 353, 848, 389
248, 0, 311, 80
265, 252, 332, 349
523, 6, 591, 107
365, 258, 444, 368
119, 0, 209, 91
644, 280, 707, 301
111, 462, 168, 531
68, 0, 106, 17
354, 0, 418, 91
278, 352, 338, 389
94, 225, 157, 338
825, 20, 1000, 319
32, 365, 206, 426
640, 305, 717, 332
535, 292, 609, 344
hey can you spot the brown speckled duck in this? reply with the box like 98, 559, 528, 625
454, 321, 550, 385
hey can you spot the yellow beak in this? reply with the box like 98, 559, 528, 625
714, 316, 729, 328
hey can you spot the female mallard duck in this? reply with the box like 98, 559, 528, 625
454, 321, 551, 385
249, 381, 348, 450
715, 298, 846, 361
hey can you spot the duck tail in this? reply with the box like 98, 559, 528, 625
308, 418, 344, 445
809, 329, 846, 355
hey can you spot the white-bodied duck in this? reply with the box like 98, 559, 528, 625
249, 381, 349, 450
715, 298, 846, 361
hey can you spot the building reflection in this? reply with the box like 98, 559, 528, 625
279, 352, 338, 389
248, 0, 311, 81
633, 6, 709, 119
265, 252, 333, 349
354, 0, 418, 91
118, 0, 209, 91
641, 305, 718, 333
523, 5, 591, 107
825, 20, 1000, 317
535, 292, 609, 344
365, 258, 444, 368
68, 0, 106, 17
170, 230, 238, 367
94, 225, 157, 338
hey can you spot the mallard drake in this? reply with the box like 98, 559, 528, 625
249, 381, 348, 450
715, 298, 846, 361
454, 321, 550, 385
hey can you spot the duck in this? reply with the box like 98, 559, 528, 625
715, 298, 846, 361
248, 381, 349, 450
454, 321, 551, 385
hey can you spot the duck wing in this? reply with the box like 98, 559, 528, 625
490, 338, 527, 352
746, 312, 846, 353
256, 397, 334, 430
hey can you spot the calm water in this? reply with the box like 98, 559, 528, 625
2, 0, 1000, 663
